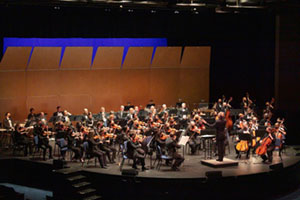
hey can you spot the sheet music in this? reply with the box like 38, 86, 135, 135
178, 136, 189, 146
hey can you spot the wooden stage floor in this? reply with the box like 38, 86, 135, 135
2, 145, 300, 180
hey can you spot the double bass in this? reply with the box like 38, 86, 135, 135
225, 97, 233, 132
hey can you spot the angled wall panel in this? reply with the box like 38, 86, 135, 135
28, 47, 61, 70
151, 47, 181, 68
0, 47, 32, 70
180, 46, 211, 69
92, 47, 123, 69
60, 47, 93, 69
122, 47, 153, 69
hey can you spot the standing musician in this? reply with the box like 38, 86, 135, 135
208, 112, 227, 162
274, 120, 286, 158
98, 107, 108, 127
81, 108, 89, 125
116, 105, 127, 120
166, 134, 184, 171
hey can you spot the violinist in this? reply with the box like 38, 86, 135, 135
14, 123, 33, 156
35, 120, 53, 160
99, 127, 117, 163
127, 133, 148, 171
65, 128, 84, 162
166, 134, 184, 171
187, 121, 201, 155
86, 131, 107, 169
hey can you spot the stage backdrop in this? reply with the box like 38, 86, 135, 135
0, 39, 210, 121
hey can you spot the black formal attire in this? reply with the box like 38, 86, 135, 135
261, 133, 276, 162
186, 128, 199, 155
52, 111, 63, 123
126, 140, 146, 169
66, 134, 83, 160
3, 118, 14, 130
166, 138, 184, 169
116, 111, 128, 120
14, 129, 33, 156
35, 125, 52, 160
87, 138, 107, 168
211, 119, 227, 161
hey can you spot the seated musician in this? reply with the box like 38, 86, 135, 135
235, 124, 251, 159
259, 127, 276, 163
186, 121, 201, 155
52, 106, 63, 123
86, 131, 107, 169
99, 107, 108, 127
116, 105, 127, 120
127, 133, 148, 171
158, 104, 168, 118
274, 122, 286, 158
14, 123, 33, 156
62, 110, 72, 127
97, 128, 117, 163
3, 112, 14, 131
35, 120, 53, 160
81, 108, 89, 125
65, 128, 84, 163
166, 134, 184, 171
86, 112, 95, 128
27, 108, 36, 121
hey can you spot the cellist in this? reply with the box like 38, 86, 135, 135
257, 127, 276, 163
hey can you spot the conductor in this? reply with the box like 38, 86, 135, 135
209, 112, 227, 162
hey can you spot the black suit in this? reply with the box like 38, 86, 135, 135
126, 140, 146, 169
87, 138, 107, 168
116, 111, 128, 120
167, 138, 184, 169
3, 118, 13, 130
211, 119, 227, 161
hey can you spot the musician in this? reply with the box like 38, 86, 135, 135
86, 112, 95, 128
187, 121, 202, 155
65, 128, 84, 162
35, 120, 53, 160
146, 99, 155, 109
97, 129, 116, 163
3, 112, 14, 130
175, 98, 183, 108
215, 99, 223, 113
127, 134, 148, 171
14, 123, 33, 156
86, 132, 107, 169
53, 106, 63, 123
62, 110, 72, 127
209, 112, 227, 162
260, 127, 276, 163
178, 103, 189, 118
27, 108, 36, 121
166, 134, 184, 171
116, 105, 127, 120
274, 122, 286, 158
235, 125, 251, 159
81, 108, 89, 125
99, 107, 108, 127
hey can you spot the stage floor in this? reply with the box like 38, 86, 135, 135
2, 145, 300, 180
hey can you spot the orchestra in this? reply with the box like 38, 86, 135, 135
0, 93, 287, 172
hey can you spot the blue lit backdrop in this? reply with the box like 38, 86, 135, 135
3, 38, 168, 66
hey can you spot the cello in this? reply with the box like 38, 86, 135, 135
255, 128, 274, 156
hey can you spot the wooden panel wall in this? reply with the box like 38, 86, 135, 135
0, 46, 211, 121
